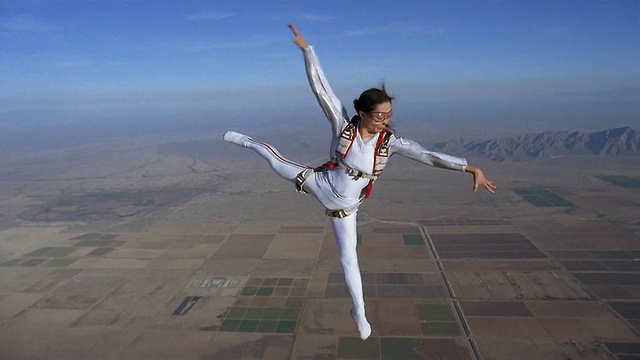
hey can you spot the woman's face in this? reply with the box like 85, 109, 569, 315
359, 101, 392, 134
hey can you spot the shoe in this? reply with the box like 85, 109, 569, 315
223, 131, 250, 147
350, 307, 372, 340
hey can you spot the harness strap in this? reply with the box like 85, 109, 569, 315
296, 120, 393, 216
334, 159, 377, 180
294, 168, 314, 194
325, 198, 363, 218
295, 167, 364, 219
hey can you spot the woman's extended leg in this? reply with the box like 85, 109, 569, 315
331, 212, 371, 340
224, 131, 306, 181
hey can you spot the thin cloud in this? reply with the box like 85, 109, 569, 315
423, 25, 446, 35
142, 38, 215, 53
0, 15, 61, 32
342, 26, 384, 37
145, 34, 282, 54
545, 26, 573, 34
231, 35, 281, 48
293, 13, 337, 22
339, 23, 445, 38
52, 58, 92, 70
247, 13, 338, 22
183, 11, 235, 21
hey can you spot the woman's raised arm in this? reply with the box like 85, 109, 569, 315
289, 24, 349, 137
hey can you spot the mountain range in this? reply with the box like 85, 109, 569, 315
431, 126, 640, 162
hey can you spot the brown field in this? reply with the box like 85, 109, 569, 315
0, 127, 638, 359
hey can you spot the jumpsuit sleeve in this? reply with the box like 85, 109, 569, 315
389, 135, 467, 172
303, 45, 350, 137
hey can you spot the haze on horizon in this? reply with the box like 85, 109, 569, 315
1, 0, 639, 144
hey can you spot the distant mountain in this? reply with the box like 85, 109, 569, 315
432, 126, 640, 162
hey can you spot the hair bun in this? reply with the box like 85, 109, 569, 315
353, 87, 394, 114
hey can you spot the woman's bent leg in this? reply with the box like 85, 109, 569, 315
224, 131, 333, 209
331, 212, 371, 340
224, 131, 306, 181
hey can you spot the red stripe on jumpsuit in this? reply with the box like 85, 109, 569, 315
251, 139, 307, 170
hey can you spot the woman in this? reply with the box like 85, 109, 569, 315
224, 24, 496, 340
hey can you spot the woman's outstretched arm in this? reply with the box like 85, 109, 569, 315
390, 136, 496, 193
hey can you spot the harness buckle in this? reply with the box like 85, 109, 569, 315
325, 209, 348, 218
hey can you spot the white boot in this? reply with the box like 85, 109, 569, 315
223, 131, 250, 147
350, 306, 372, 340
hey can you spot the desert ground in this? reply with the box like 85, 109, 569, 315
0, 124, 638, 359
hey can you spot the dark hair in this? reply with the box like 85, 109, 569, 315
353, 85, 394, 114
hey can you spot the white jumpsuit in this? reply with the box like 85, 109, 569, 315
224, 45, 468, 340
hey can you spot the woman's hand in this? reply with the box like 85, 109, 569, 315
465, 165, 496, 193
288, 24, 308, 50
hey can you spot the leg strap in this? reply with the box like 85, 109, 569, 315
294, 168, 314, 194
325, 198, 363, 218
296, 166, 364, 218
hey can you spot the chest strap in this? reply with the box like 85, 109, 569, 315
333, 158, 377, 180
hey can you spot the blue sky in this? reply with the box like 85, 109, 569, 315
1, 0, 639, 132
